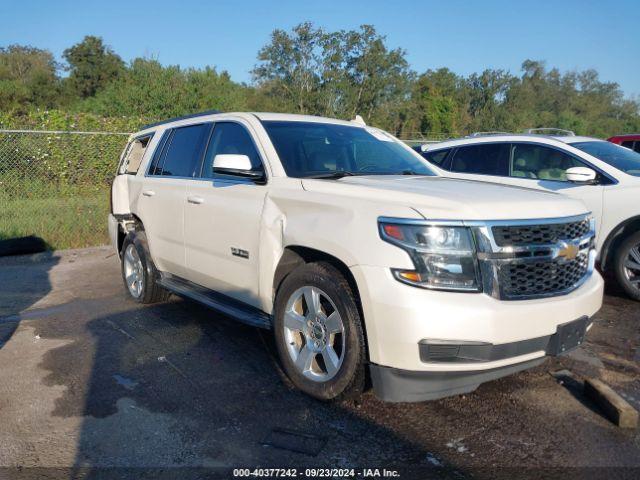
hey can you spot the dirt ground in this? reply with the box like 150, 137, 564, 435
0, 246, 638, 479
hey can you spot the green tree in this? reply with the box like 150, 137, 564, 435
409, 68, 469, 135
252, 23, 413, 131
252, 22, 323, 114
63, 36, 124, 98
0, 45, 60, 111
80, 58, 248, 121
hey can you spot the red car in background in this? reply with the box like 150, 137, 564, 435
608, 134, 640, 153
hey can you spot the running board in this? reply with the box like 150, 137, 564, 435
157, 274, 272, 330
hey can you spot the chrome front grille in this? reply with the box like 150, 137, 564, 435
492, 219, 591, 247
472, 214, 596, 300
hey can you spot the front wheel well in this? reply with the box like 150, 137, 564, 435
272, 246, 369, 359
116, 214, 144, 256
600, 216, 640, 271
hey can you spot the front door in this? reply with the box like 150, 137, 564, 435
184, 121, 267, 308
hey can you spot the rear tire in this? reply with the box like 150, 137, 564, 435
613, 231, 640, 301
121, 230, 171, 304
273, 262, 365, 401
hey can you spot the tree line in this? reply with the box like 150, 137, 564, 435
1, 23, 639, 138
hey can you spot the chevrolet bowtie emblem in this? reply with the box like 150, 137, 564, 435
557, 241, 580, 260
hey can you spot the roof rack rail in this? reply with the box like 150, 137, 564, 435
524, 128, 575, 136
468, 131, 511, 137
141, 109, 222, 130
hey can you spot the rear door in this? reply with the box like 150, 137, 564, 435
183, 120, 267, 308
137, 123, 212, 276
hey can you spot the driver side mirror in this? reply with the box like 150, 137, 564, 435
566, 167, 597, 184
212, 154, 265, 182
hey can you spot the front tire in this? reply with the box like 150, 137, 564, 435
273, 262, 366, 401
613, 231, 640, 301
121, 230, 171, 304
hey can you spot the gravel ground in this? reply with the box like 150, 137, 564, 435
0, 246, 638, 479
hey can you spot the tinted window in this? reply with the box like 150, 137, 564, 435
147, 130, 171, 175
572, 141, 640, 177
262, 121, 433, 177
423, 149, 451, 167
511, 143, 583, 181
451, 144, 510, 175
201, 122, 262, 178
622, 141, 634, 149
157, 124, 211, 177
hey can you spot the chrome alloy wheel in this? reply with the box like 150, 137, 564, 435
283, 286, 345, 382
623, 243, 640, 290
123, 243, 144, 298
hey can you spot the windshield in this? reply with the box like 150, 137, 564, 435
571, 141, 640, 177
262, 121, 434, 178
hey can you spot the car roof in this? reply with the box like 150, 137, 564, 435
135, 111, 364, 136
421, 133, 604, 151
252, 112, 358, 126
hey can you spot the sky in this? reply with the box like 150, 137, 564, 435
1, 0, 638, 97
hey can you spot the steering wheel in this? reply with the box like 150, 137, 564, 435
358, 164, 380, 172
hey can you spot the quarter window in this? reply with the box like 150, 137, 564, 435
119, 134, 153, 175
156, 123, 212, 177
201, 122, 263, 178
450, 144, 510, 176
511, 144, 583, 181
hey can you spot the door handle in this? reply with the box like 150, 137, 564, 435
187, 195, 204, 205
142, 190, 155, 197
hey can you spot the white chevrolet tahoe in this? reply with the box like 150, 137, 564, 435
416, 130, 640, 301
109, 112, 604, 402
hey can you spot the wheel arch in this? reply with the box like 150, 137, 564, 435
115, 213, 145, 256
272, 245, 370, 360
600, 215, 640, 271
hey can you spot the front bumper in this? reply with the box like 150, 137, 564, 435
370, 315, 590, 402
370, 357, 545, 402
350, 264, 604, 401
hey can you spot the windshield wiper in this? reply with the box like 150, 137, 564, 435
305, 171, 358, 180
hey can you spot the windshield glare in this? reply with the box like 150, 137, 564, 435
262, 121, 434, 178
572, 141, 640, 177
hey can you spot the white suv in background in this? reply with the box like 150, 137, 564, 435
417, 130, 640, 300
109, 112, 603, 402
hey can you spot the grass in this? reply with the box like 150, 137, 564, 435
0, 189, 111, 250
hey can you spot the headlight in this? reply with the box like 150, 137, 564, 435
379, 221, 481, 292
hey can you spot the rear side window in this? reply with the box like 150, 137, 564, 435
450, 144, 510, 176
422, 148, 451, 168
622, 141, 634, 149
156, 123, 212, 177
200, 122, 262, 178
119, 134, 153, 175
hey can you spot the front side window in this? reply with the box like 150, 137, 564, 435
572, 141, 640, 177
510, 143, 583, 181
201, 122, 263, 178
262, 121, 434, 178
450, 143, 510, 176
156, 123, 212, 177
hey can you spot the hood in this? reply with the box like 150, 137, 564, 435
301, 175, 589, 221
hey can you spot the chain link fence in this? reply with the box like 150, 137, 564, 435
0, 129, 130, 250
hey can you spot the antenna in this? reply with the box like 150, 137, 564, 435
351, 115, 366, 126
